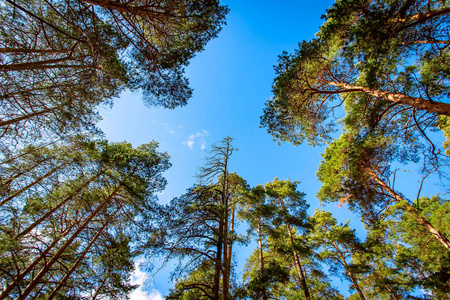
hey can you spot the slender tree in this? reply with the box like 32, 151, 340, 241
264, 178, 312, 300
153, 137, 241, 300
309, 210, 366, 299
0, 137, 170, 299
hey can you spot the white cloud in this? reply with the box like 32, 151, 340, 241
184, 130, 209, 150
129, 259, 164, 300
130, 288, 163, 300
130, 259, 146, 286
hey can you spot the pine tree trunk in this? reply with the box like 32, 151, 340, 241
279, 198, 311, 300
47, 207, 119, 299
368, 170, 450, 250
333, 242, 366, 300
0, 156, 52, 192
257, 217, 267, 300
17, 174, 100, 237
0, 162, 67, 206
222, 204, 229, 300
285, 223, 311, 300
224, 201, 235, 300
0, 56, 76, 71
0, 107, 57, 128
328, 81, 450, 117
221, 146, 230, 300
16, 185, 122, 299
0, 225, 74, 300
213, 219, 223, 300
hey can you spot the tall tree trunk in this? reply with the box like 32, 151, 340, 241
285, 223, 311, 300
0, 48, 66, 54
221, 144, 230, 300
0, 138, 62, 166
17, 174, 100, 237
222, 205, 229, 300
398, 7, 450, 28
0, 156, 52, 191
223, 201, 235, 299
279, 199, 311, 300
47, 207, 119, 299
368, 169, 450, 250
213, 219, 223, 300
91, 277, 108, 300
17, 185, 122, 299
0, 162, 67, 206
332, 242, 366, 300
0, 56, 76, 72
257, 217, 267, 300
0, 225, 74, 300
373, 272, 403, 300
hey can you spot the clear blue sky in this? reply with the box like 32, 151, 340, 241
98, 0, 420, 297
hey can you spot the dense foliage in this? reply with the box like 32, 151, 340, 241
259, 0, 450, 298
0, 0, 228, 298
1, 0, 450, 299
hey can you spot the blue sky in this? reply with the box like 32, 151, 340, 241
98, 0, 425, 298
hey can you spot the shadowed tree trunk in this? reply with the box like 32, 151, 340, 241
16, 185, 122, 299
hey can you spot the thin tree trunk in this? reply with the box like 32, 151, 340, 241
285, 222, 311, 300
402, 40, 450, 45
213, 219, 223, 300
224, 201, 235, 299
0, 225, 74, 300
0, 156, 52, 191
47, 208, 119, 299
0, 57, 76, 72
17, 174, 100, 237
368, 169, 450, 250
0, 48, 66, 54
0, 162, 67, 206
0, 107, 56, 128
222, 208, 229, 300
17, 185, 122, 299
0, 138, 64, 166
332, 242, 366, 300
221, 144, 230, 300
257, 217, 267, 300
82, 0, 160, 17
398, 8, 450, 27
279, 199, 311, 300
91, 277, 108, 300
374, 272, 402, 300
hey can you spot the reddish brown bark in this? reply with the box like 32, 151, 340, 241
368, 170, 450, 250
327, 81, 450, 117
0, 107, 56, 128
47, 208, 119, 299
17, 174, 100, 237
279, 198, 311, 300
17, 185, 122, 299
331, 241, 366, 300
0, 162, 67, 206
257, 217, 267, 300
0, 225, 74, 300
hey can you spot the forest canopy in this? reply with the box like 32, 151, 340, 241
1, 0, 450, 299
